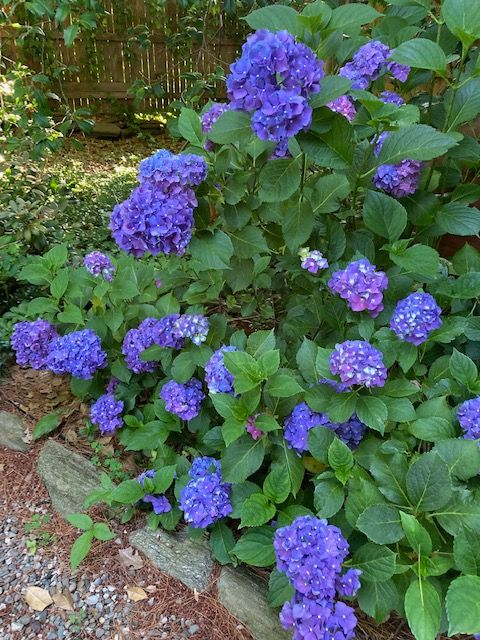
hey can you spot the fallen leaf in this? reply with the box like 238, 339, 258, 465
52, 591, 74, 611
118, 547, 144, 570
25, 586, 53, 611
64, 429, 78, 445
126, 586, 147, 602
193, 588, 199, 602
145, 585, 157, 593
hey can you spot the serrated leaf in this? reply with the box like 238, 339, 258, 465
446, 575, 480, 635
32, 413, 62, 440
222, 436, 265, 483
406, 452, 452, 511
357, 504, 404, 544
314, 478, 344, 518
353, 543, 396, 582
233, 527, 275, 567
263, 466, 291, 504
240, 493, 276, 527
405, 580, 441, 640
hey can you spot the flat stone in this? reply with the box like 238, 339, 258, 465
129, 528, 213, 592
216, 566, 290, 640
37, 440, 102, 517
91, 122, 122, 138
0, 411, 29, 452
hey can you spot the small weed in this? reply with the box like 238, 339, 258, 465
90, 441, 129, 483
24, 514, 56, 550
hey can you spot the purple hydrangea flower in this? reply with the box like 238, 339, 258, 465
46, 330, 107, 379
205, 346, 237, 394
328, 258, 388, 317
373, 132, 422, 197
84, 251, 115, 281
154, 314, 184, 349
390, 292, 442, 345
379, 90, 404, 106
137, 469, 172, 514
339, 41, 390, 89
299, 248, 329, 274
280, 596, 357, 640
201, 102, 229, 150
106, 377, 120, 394
330, 340, 387, 388
246, 414, 263, 440
337, 569, 362, 597
160, 378, 205, 420
110, 181, 197, 257
122, 318, 161, 374
180, 457, 232, 527
330, 415, 366, 450
90, 394, 124, 434
319, 378, 349, 393
10, 319, 58, 370
251, 89, 312, 142
284, 402, 330, 455
138, 150, 207, 188
387, 59, 410, 82
327, 95, 356, 121
271, 139, 291, 159
458, 397, 480, 441
173, 314, 209, 346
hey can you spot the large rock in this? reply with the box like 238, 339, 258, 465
216, 566, 290, 640
129, 527, 214, 592
37, 440, 102, 517
0, 411, 29, 452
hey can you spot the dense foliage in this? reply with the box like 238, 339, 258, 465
8, 1, 480, 639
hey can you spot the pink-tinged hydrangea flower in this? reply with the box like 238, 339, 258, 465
205, 346, 237, 394
173, 314, 209, 346
11, 319, 58, 370
327, 95, 356, 121
160, 378, 205, 420
246, 414, 263, 440
46, 330, 107, 379
299, 248, 329, 274
284, 402, 330, 455
330, 340, 387, 388
122, 318, 162, 374
84, 251, 115, 281
201, 102, 229, 150
458, 397, 480, 441
90, 394, 124, 434
138, 150, 207, 188
390, 292, 442, 345
180, 456, 232, 527
339, 41, 390, 89
251, 89, 312, 142
379, 90, 404, 106
328, 258, 388, 317
137, 469, 172, 514
373, 132, 422, 197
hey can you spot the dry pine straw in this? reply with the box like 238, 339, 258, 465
0, 367, 460, 640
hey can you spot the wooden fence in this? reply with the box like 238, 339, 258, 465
1, 0, 242, 114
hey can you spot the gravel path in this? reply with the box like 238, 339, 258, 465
0, 504, 201, 639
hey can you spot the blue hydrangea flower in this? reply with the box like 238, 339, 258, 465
390, 292, 442, 345
251, 89, 312, 142
46, 330, 107, 379
154, 314, 184, 349
284, 402, 330, 455
90, 394, 124, 435
336, 569, 362, 597
330, 340, 387, 388
327, 95, 356, 121
328, 258, 388, 317
11, 319, 58, 370
138, 149, 207, 188
339, 41, 390, 89
271, 139, 291, 159
457, 397, 480, 441
160, 378, 205, 420
387, 59, 410, 82
330, 415, 367, 450
379, 90, 404, 106
122, 318, 161, 374
204, 346, 237, 394
180, 457, 232, 528
84, 252, 115, 281
280, 596, 358, 640
137, 469, 172, 515
299, 248, 329, 274
373, 132, 422, 197
173, 314, 209, 346
201, 102, 229, 150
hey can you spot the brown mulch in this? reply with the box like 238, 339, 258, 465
0, 366, 459, 640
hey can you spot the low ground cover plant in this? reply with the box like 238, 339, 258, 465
7, 1, 480, 639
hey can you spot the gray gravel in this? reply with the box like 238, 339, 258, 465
0, 501, 201, 639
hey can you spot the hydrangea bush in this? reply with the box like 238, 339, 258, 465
10, 1, 480, 638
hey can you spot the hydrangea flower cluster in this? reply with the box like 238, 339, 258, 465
330, 340, 387, 388
274, 516, 360, 640
110, 149, 207, 257
332, 415, 367, 450
284, 402, 329, 455
390, 292, 442, 345
173, 314, 209, 346
328, 258, 388, 317
84, 251, 115, 281
380, 90, 404, 107
246, 414, 263, 440
373, 132, 423, 197
339, 40, 409, 89
226, 29, 323, 144
122, 318, 163, 374
160, 378, 205, 420
299, 248, 329, 274
271, 139, 290, 159
201, 102, 229, 150
46, 330, 107, 379
11, 319, 58, 370
327, 95, 356, 121
90, 394, 124, 434
204, 345, 237, 394
137, 469, 172, 515
180, 456, 232, 527
457, 397, 480, 442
